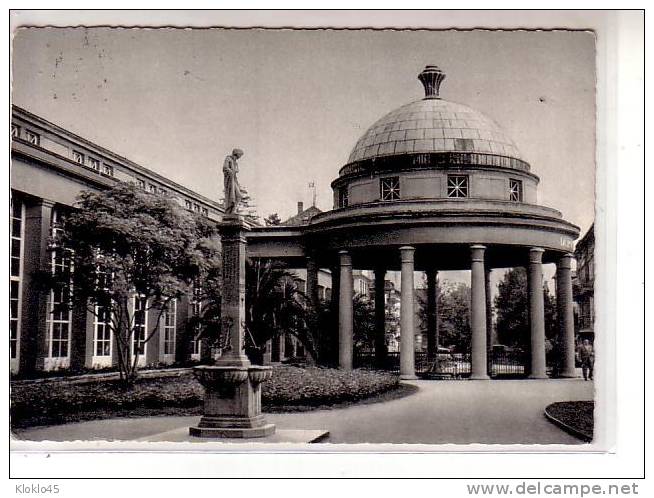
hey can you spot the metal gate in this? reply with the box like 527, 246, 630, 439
354, 350, 529, 379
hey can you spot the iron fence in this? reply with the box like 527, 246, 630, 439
354, 349, 534, 379
490, 350, 526, 377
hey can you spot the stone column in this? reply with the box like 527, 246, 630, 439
400, 246, 417, 380
306, 253, 319, 310
426, 268, 439, 362
374, 266, 387, 368
330, 261, 340, 366
485, 268, 493, 375
470, 245, 489, 380
556, 253, 577, 377
189, 214, 275, 438
20, 198, 54, 374
338, 250, 354, 370
216, 217, 250, 367
528, 247, 548, 379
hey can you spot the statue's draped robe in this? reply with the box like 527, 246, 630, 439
223, 155, 242, 214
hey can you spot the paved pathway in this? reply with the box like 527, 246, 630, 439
13, 379, 593, 445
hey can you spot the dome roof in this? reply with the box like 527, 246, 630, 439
347, 66, 523, 165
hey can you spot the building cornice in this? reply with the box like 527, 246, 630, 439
11, 104, 223, 212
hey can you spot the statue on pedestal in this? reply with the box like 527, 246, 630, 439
189, 146, 276, 438
223, 148, 244, 215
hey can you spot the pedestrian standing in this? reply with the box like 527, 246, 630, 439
577, 339, 595, 381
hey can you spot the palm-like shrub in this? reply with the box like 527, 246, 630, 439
245, 259, 316, 362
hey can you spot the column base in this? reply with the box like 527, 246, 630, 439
400, 374, 418, 380
528, 373, 549, 379
469, 374, 490, 380
190, 424, 276, 439
559, 370, 578, 378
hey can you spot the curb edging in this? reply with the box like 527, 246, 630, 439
544, 404, 593, 442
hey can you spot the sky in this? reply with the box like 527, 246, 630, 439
11, 27, 595, 232
12, 27, 596, 291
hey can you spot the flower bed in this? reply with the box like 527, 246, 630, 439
11, 366, 401, 429
263, 366, 399, 407
544, 401, 594, 442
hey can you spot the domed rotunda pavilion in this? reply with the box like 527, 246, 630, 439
247, 65, 580, 380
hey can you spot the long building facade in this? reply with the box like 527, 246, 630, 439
10, 105, 224, 374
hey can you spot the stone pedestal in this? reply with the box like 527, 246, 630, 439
189, 365, 276, 438
215, 215, 251, 367
190, 214, 275, 438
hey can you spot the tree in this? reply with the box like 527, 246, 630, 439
219, 184, 259, 224
310, 299, 339, 367
494, 268, 557, 349
50, 182, 221, 387
237, 185, 259, 224
264, 213, 282, 226
353, 294, 376, 353
244, 259, 314, 362
417, 279, 471, 353
438, 282, 472, 353
495, 268, 528, 348
183, 259, 224, 361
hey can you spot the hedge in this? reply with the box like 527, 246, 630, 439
11, 365, 400, 428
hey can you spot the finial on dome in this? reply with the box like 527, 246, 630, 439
418, 65, 446, 99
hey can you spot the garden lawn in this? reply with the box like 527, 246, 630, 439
11, 365, 401, 429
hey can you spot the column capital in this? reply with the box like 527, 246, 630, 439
38, 198, 56, 208
529, 247, 545, 264
399, 245, 415, 262
470, 244, 486, 262
338, 250, 352, 266
557, 253, 575, 269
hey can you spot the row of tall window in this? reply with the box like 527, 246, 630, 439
8, 200, 190, 369
10, 198, 24, 364
46, 209, 72, 367
191, 283, 203, 357
337, 176, 524, 208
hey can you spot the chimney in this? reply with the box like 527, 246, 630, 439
297, 201, 304, 214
